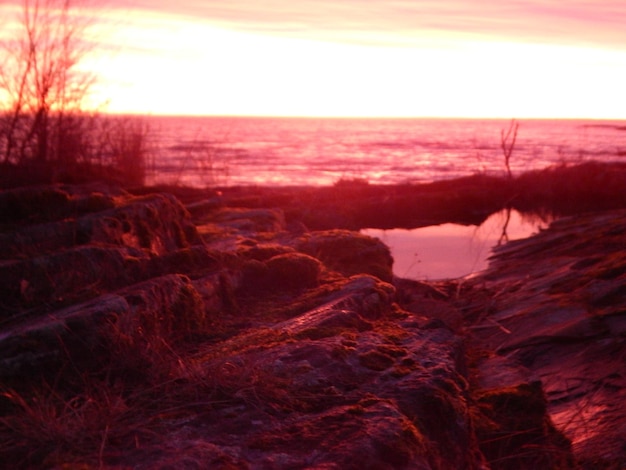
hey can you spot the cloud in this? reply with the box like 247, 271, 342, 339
113, 0, 626, 48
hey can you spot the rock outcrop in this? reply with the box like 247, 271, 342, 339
1, 182, 623, 469
458, 209, 626, 469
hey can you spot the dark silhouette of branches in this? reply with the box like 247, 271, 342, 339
500, 119, 519, 179
0, 1, 149, 187
0, 0, 95, 166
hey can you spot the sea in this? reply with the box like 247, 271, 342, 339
140, 116, 626, 188
139, 116, 625, 279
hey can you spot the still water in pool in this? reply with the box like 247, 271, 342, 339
363, 209, 552, 280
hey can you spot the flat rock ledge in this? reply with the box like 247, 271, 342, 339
458, 210, 626, 469
0, 183, 623, 469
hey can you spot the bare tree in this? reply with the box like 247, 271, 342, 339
500, 118, 519, 180
0, 0, 95, 167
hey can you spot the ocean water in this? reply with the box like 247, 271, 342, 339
138, 116, 624, 279
141, 116, 626, 187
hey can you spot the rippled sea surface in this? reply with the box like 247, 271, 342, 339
140, 116, 626, 187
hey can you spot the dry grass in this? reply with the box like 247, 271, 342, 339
0, 380, 142, 467
0, 307, 298, 467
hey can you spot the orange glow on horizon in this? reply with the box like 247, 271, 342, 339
2, 1, 626, 119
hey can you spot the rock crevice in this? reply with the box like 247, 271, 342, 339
0, 184, 622, 469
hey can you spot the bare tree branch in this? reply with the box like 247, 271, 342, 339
500, 119, 519, 179
1, 0, 96, 165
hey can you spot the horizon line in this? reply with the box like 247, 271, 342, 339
100, 112, 626, 121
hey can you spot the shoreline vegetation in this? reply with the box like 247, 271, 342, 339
142, 160, 626, 230
1, 160, 625, 468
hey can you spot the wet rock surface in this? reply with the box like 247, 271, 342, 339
0, 181, 624, 469
458, 210, 626, 469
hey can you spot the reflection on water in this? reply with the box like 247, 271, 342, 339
363, 209, 552, 280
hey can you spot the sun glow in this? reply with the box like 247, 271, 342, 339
3, 2, 626, 119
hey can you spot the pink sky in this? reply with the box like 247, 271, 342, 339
2, 0, 626, 118
115, 0, 626, 48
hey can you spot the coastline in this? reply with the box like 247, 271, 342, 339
1, 161, 625, 468
139, 160, 626, 230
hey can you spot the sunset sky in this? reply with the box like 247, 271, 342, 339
2, 0, 626, 118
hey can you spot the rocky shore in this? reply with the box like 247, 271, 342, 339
1, 163, 625, 469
